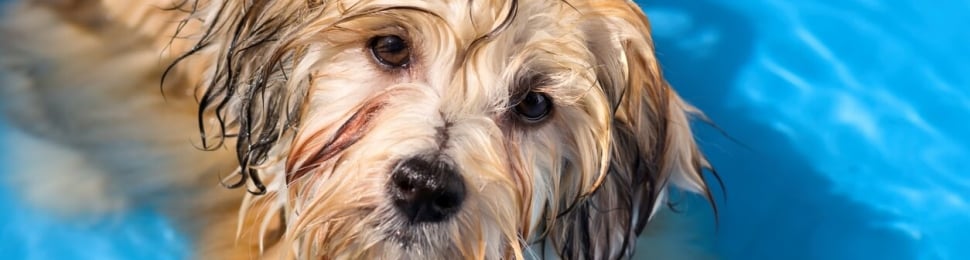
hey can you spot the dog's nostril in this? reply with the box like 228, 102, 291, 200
393, 175, 415, 193
389, 158, 466, 224
433, 194, 459, 210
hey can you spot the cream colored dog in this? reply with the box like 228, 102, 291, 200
0, 0, 717, 259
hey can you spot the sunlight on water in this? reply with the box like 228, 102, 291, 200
645, 0, 970, 259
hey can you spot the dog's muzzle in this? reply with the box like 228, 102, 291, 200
388, 157, 466, 224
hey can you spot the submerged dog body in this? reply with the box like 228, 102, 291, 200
1, 0, 715, 259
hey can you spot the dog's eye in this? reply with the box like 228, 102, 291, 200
514, 91, 553, 122
369, 35, 410, 68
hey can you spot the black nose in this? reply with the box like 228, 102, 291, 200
388, 157, 466, 224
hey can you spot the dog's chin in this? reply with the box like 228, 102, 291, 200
295, 203, 467, 259
378, 211, 462, 258
384, 224, 437, 253
341, 227, 455, 259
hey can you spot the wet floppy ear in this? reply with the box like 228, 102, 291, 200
162, 1, 318, 195
547, 3, 712, 259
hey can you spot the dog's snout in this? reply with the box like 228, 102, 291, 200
389, 157, 466, 224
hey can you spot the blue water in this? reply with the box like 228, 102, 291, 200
641, 0, 970, 259
2, 0, 969, 259
0, 126, 188, 259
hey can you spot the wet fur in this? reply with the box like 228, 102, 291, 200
1, 0, 716, 259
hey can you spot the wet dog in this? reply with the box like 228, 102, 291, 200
0, 0, 716, 258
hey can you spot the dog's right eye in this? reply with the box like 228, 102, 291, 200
514, 91, 553, 123
369, 35, 411, 68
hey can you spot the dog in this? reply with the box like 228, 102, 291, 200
0, 0, 717, 259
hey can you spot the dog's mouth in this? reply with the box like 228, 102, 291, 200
379, 210, 449, 250
386, 225, 419, 248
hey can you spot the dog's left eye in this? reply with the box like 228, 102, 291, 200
514, 91, 553, 122
369, 35, 411, 68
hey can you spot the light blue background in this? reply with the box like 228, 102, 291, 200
1, 0, 968, 259
642, 0, 970, 259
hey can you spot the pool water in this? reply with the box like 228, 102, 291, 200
2, 0, 968, 259
641, 0, 970, 259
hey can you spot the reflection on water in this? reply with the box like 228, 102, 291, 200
2, 0, 969, 259
642, 0, 970, 259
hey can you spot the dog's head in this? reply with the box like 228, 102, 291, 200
175, 0, 712, 258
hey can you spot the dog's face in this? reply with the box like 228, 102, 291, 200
177, 0, 711, 258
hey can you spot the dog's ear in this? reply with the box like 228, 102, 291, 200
163, 1, 317, 194
547, 2, 712, 259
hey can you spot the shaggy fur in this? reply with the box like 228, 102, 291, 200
0, 0, 716, 259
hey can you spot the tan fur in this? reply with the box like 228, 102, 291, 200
1, 0, 715, 259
